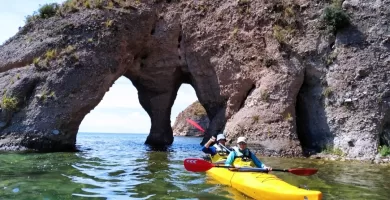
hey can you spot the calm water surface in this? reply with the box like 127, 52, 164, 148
0, 133, 389, 200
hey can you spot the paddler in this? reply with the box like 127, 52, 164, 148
225, 136, 272, 171
202, 133, 231, 156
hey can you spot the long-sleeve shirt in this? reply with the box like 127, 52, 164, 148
225, 149, 266, 168
201, 145, 217, 156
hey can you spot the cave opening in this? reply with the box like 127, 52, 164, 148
295, 75, 332, 155
379, 112, 390, 149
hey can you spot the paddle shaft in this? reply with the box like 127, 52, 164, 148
218, 143, 231, 153
184, 158, 318, 176
213, 165, 288, 173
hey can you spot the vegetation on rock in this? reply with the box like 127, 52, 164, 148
322, 0, 349, 34
379, 145, 390, 157
192, 101, 207, 116
24, 0, 139, 24
1, 96, 18, 111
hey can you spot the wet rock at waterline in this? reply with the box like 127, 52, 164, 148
0, 0, 389, 161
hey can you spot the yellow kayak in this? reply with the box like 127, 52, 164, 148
206, 154, 322, 200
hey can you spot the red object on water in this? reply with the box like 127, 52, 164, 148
186, 119, 205, 133
287, 168, 318, 176
184, 158, 214, 172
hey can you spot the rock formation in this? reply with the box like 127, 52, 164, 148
0, 0, 389, 160
172, 100, 209, 136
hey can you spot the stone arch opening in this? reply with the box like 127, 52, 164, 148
78, 76, 150, 134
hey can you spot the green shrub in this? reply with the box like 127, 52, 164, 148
284, 112, 293, 121
25, 13, 39, 24
323, 145, 344, 156
322, 3, 349, 33
45, 49, 57, 60
192, 101, 207, 116
105, 19, 113, 28
62, 0, 78, 13
1, 96, 18, 111
33, 57, 40, 67
38, 3, 60, 19
273, 25, 286, 43
379, 145, 390, 157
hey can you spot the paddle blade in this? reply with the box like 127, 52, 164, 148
288, 168, 318, 176
184, 158, 213, 172
186, 119, 205, 133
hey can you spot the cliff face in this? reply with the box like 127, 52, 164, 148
0, 0, 389, 160
172, 101, 209, 136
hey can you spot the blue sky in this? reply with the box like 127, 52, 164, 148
0, 0, 198, 133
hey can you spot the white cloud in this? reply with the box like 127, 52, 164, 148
79, 77, 198, 133
79, 109, 151, 133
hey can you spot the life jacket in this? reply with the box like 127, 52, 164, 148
232, 146, 251, 159
232, 146, 255, 167
213, 143, 229, 156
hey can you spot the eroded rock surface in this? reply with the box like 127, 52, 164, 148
172, 101, 209, 136
0, 0, 389, 160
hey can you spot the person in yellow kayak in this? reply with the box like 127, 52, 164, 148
202, 133, 231, 156
225, 136, 272, 171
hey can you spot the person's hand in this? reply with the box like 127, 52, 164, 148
229, 166, 239, 171
209, 136, 216, 142
265, 167, 272, 171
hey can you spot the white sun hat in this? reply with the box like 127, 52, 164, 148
216, 134, 226, 141
237, 136, 247, 144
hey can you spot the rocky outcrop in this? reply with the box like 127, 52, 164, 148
172, 101, 209, 136
0, 0, 389, 160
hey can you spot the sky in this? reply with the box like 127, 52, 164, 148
0, 0, 198, 133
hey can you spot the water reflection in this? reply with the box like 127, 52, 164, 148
129, 151, 177, 199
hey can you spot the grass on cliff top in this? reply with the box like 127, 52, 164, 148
25, 0, 139, 24
191, 101, 207, 116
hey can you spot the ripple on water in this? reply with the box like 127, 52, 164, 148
0, 133, 389, 200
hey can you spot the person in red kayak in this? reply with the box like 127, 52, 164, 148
202, 133, 231, 156
225, 136, 272, 171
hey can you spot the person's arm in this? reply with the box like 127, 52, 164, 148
225, 151, 236, 166
202, 146, 217, 155
202, 136, 217, 155
250, 151, 267, 168
204, 136, 216, 148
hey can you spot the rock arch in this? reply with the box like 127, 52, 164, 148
0, 7, 225, 151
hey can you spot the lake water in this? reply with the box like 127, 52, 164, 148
0, 133, 389, 199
